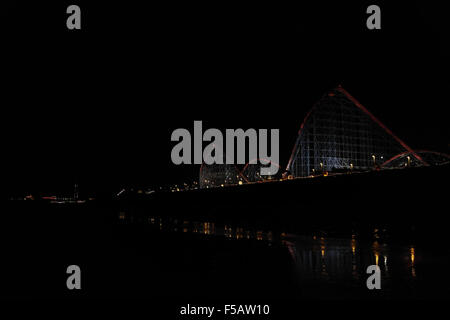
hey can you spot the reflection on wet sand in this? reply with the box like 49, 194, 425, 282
410, 246, 416, 278
140, 214, 275, 242
287, 235, 363, 283
119, 212, 423, 297
285, 228, 421, 296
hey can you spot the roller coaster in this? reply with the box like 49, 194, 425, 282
199, 86, 450, 189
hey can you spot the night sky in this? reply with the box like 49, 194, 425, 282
1, 1, 448, 196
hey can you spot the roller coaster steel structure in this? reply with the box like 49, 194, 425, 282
199, 86, 449, 188
286, 86, 427, 177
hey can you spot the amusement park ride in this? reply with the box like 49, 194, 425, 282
199, 86, 450, 189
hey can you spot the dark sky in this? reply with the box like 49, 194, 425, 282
1, 1, 449, 196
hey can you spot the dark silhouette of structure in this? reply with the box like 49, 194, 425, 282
199, 86, 450, 188
286, 86, 431, 177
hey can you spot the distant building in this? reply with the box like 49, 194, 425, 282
199, 163, 245, 189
